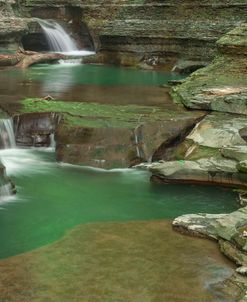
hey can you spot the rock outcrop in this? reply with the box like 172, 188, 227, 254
1, 0, 247, 68
150, 158, 247, 188
6, 98, 204, 169
171, 24, 247, 114
148, 24, 247, 188
0, 0, 28, 52
81, 0, 247, 69
14, 112, 60, 147
173, 208, 247, 274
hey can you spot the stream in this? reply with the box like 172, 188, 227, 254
0, 64, 240, 301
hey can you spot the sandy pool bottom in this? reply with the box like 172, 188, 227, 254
0, 220, 239, 302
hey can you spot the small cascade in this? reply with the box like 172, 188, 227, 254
133, 126, 145, 160
0, 183, 14, 204
0, 119, 16, 149
37, 19, 78, 53
0, 118, 16, 202
49, 133, 56, 148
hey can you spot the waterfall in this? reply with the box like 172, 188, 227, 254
38, 19, 78, 53
0, 119, 16, 149
0, 118, 16, 202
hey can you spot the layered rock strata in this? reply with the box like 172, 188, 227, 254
143, 24, 247, 293
1, 0, 247, 68
81, 0, 247, 69
149, 24, 247, 188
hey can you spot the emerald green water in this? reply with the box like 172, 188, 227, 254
6, 64, 183, 86
0, 148, 238, 259
0, 64, 184, 105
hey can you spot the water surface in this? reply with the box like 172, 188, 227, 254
0, 148, 238, 259
0, 64, 183, 106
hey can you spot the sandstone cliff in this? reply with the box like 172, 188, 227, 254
1, 0, 247, 69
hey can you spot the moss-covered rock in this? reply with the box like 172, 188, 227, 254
15, 98, 204, 168
171, 24, 247, 115
81, 1, 247, 69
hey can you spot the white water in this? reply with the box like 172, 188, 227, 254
0, 119, 16, 149
37, 19, 95, 66
0, 119, 16, 203
38, 19, 78, 53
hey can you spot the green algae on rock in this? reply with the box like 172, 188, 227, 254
17, 98, 204, 168
171, 24, 247, 115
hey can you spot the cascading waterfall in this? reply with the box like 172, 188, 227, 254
36, 19, 95, 65
0, 119, 16, 149
0, 118, 16, 202
38, 19, 78, 53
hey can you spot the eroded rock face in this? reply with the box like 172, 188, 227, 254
150, 158, 247, 188
55, 109, 203, 169
146, 25, 247, 190
81, 1, 247, 69
172, 24, 247, 114
14, 112, 60, 147
172, 207, 247, 269
1, 0, 247, 67
0, 1, 28, 52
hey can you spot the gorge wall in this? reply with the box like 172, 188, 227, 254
80, 0, 247, 69
1, 0, 247, 69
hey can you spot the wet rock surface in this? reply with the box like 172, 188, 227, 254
1, 0, 247, 69
81, 1, 247, 69
0, 160, 16, 198
140, 24, 247, 295
150, 158, 247, 189
173, 208, 247, 268
13, 112, 59, 147
171, 24, 247, 114
5, 98, 204, 169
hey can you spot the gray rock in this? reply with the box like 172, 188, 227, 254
221, 145, 247, 162
186, 113, 247, 149
150, 157, 247, 188
173, 206, 247, 267
236, 266, 247, 276
237, 161, 247, 174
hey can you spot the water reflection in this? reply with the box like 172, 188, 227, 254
0, 64, 183, 106
40, 64, 77, 97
